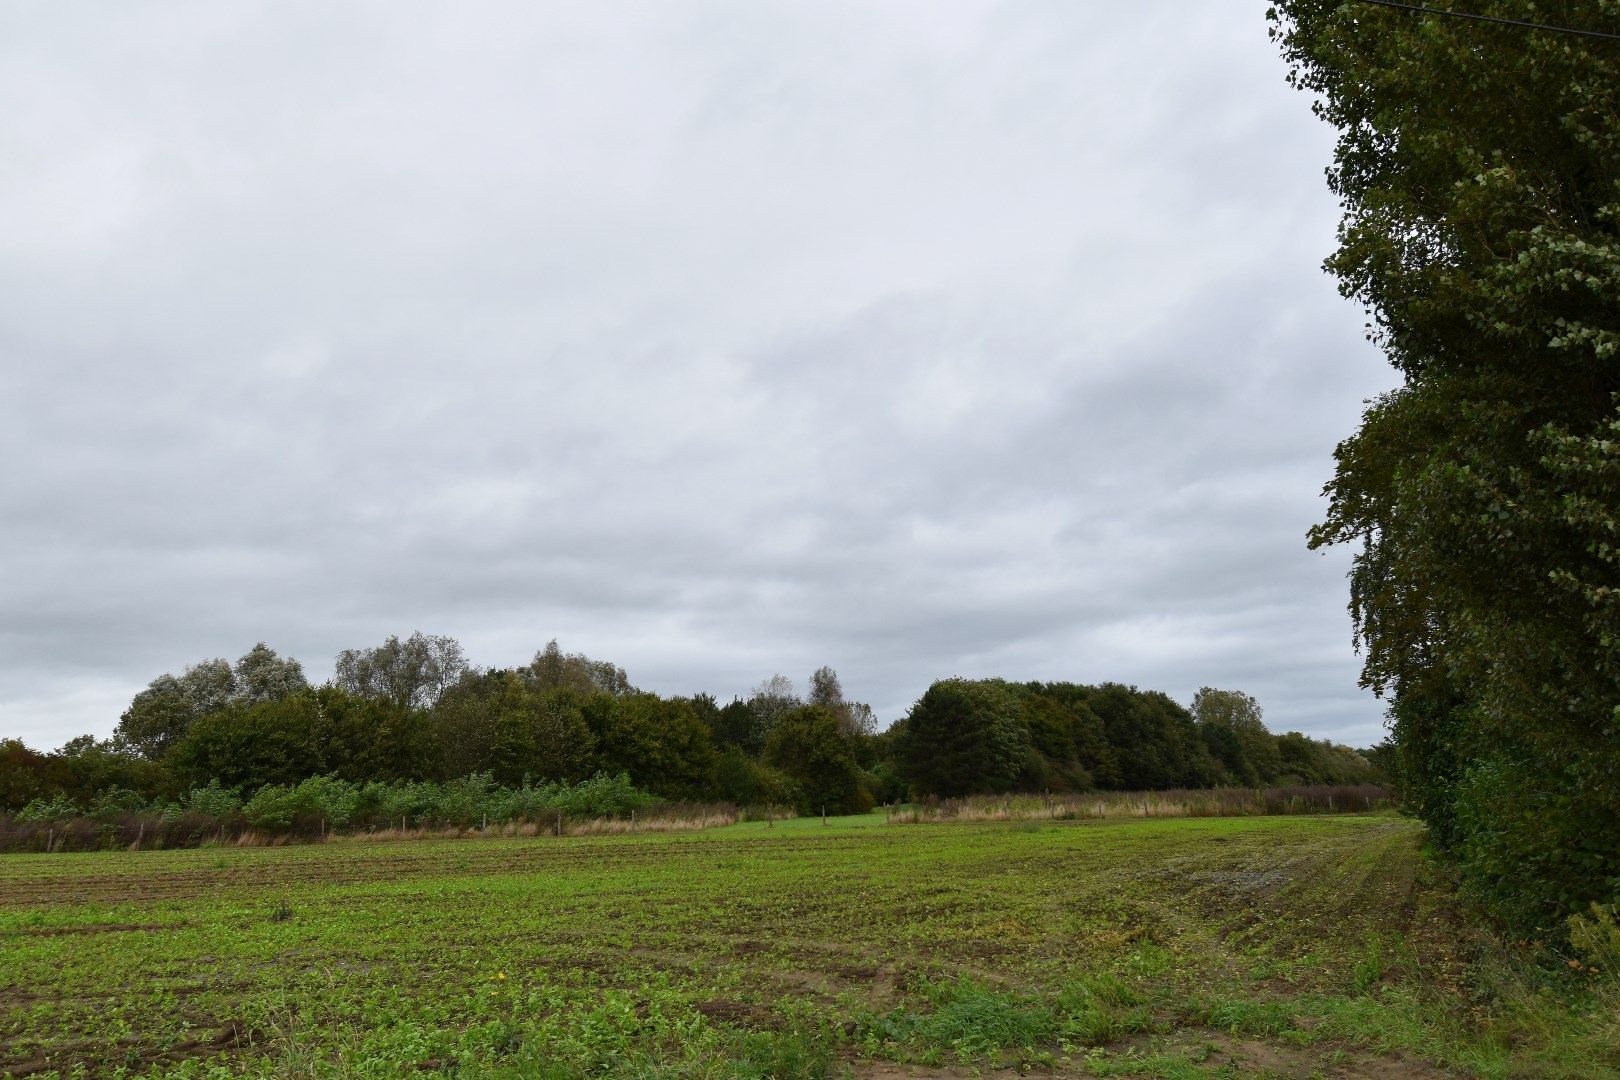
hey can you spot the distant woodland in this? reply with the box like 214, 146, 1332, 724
1, 634, 1380, 833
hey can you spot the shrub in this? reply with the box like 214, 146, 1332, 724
243, 775, 361, 831
16, 794, 81, 823
87, 786, 149, 818
186, 780, 243, 819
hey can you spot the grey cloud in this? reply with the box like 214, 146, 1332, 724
1, 1, 1395, 753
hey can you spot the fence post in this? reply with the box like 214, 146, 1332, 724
482, 814, 487, 833
556, 812, 562, 837
630, 809, 636, 830
47, 828, 53, 853
134, 822, 144, 850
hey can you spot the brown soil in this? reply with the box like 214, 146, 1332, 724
849, 1033, 1458, 1079
18, 922, 186, 937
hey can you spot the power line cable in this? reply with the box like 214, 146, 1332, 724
1348, 0, 1620, 42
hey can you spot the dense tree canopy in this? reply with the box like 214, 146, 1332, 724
896, 680, 1033, 797
116, 644, 308, 759
1272, 0, 1620, 929
764, 705, 866, 814
6, 636, 1381, 835
897, 679, 1375, 799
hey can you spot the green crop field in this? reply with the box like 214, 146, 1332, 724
2, 814, 1614, 1079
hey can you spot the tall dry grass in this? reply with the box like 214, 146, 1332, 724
0, 801, 754, 853
885, 785, 1392, 824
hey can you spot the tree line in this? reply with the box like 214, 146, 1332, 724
1272, 0, 1619, 933
1, 634, 1378, 832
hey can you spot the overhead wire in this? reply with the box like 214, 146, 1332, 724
1346, 0, 1620, 42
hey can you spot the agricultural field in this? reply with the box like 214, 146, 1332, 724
2, 813, 1615, 1079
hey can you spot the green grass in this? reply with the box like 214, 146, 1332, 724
0, 812, 1614, 1078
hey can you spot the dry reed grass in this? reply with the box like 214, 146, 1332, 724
2, 802, 753, 852
885, 784, 1392, 824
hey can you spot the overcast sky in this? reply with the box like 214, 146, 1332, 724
0, 2, 1399, 752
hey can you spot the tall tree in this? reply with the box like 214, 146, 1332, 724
115, 674, 197, 760
526, 640, 632, 696
170, 694, 326, 790
765, 705, 864, 814
585, 692, 719, 800
1085, 684, 1214, 791
1190, 687, 1280, 785
897, 679, 1031, 797
1273, 0, 1620, 927
808, 665, 879, 739
234, 644, 308, 703
807, 666, 843, 709
333, 632, 467, 712
117, 645, 310, 759
736, 675, 800, 757
116, 658, 236, 759
428, 670, 597, 784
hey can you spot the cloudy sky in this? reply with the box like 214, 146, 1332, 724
0, 2, 1398, 751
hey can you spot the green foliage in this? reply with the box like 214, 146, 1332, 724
85, 786, 147, 817
720, 675, 801, 758
44, 636, 1383, 835
1198, 996, 1296, 1038
586, 692, 719, 800
897, 679, 1031, 797
1083, 683, 1216, 791
1451, 752, 1620, 932
0, 739, 66, 812
894, 678, 1371, 799
116, 645, 307, 759
525, 639, 632, 697
714, 747, 802, 808
1273, 0, 1620, 930
15, 793, 81, 823
429, 672, 596, 785
908, 977, 1058, 1059
711, 697, 761, 754
55, 736, 173, 803
1017, 692, 1103, 792
1192, 686, 1280, 785
316, 687, 434, 783
763, 705, 866, 814
1568, 903, 1620, 974
185, 778, 243, 818
169, 692, 325, 790
75, 771, 667, 838
233, 642, 310, 703
114, 674, 198, 760
242, 774, 362, 830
